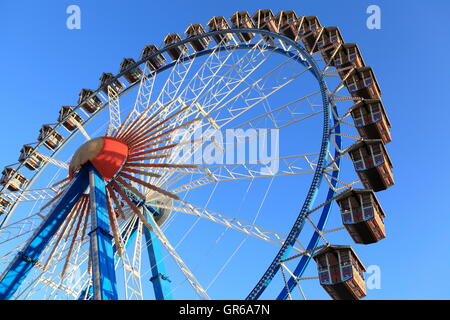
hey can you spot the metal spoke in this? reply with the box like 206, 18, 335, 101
149, 199, 305, 254
145, 209, 210, 300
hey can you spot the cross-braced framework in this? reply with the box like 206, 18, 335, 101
0, 10, 393, 300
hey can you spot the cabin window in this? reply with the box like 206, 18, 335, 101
342, 198, 354, 224
0, 199, 9, 209
310, 22, 318, 31
319, 271, 331, 284
353, 148, 365, 171
334, 51, 343, 66
347, 81, 358, 92
347, 76, 359, 92
317, 256, 328, 271
361, 194, 374, 220
342, 265, 353, 281
362, 72, 373, 87
353, 206, 363, 221
348, 48, 357, 62
370, 144, 384, 166
370, 103, 382, 122
340, 251, 351, 265
342, 211, 352, 224
299, 25, 306, 35
329, 265, 340, 282
353, 108, 364, 127
317, 36, 325, 48
329, 31, 338, 43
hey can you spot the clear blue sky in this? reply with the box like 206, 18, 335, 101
0, 0, 449, 299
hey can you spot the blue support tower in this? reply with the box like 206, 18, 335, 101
88, 165, 118, 300
143, 207, 172, 300
0, 163, 119, 300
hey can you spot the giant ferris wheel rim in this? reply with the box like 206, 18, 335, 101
0, 25, 343, 299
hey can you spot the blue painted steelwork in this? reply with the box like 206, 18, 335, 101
276, 104, 343, 300
88, 165, 118, 300
143, 206, 172, 300
0, 29, 338, 299
77, 283, 93, 300
0, 29, 310, 231
245, 33, 332, 301
0, 166, 90, 299
77, 199, 172, 300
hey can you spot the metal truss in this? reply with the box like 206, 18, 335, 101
104, 87, 122, 136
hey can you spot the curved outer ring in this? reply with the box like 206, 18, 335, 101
0, 28, 339, 300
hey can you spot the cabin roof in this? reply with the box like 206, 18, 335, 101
349, 66, 382, 95
163, 33, 182, 43
20, 145, 34, 153
231, 11, 251, 19
303, 16, 321, 25
347, 139, 393, 168
341, 43, 366, 66
58, 106, 75, 118
313, 245, 366, 271
230, 11, 254, 27
185, 24, 206, 34
276, 10, 299, 20
99, 73, 114, 81
349, 99, 391, 128
325, 26, 344, 39
2, 167, 16, 174
80, 88, 92, 95
207, 16, 229, 27
143, 44, 158, 50
252, 9, 275, 20
335, 188, 386, 218
120, 58, 136, 70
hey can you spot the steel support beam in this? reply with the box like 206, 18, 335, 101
0, 166, 90, 300
143, 207, 172, 300
88, 165, 118, 300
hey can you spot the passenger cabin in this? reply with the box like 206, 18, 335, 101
185, 24, 211, 52
299, 16, 322, 53
163, 33, 188, 61
38, 125, 64, 151
252, 9, 278, 33
58, 106, 83, 131
230, 11, 256, 42
344, 67, 381, 100
336, 189, 386, 244
0, 197, 11, 215
120, 58, 143, 83
317, 27, 344, 59
313, 245, 366, 300
0, 168, 29, 192
207, 16, 233, 44
141, 45, 166, 71
325, 44, 365, 72
350, 99, 392, 144
18, 145, 44, 171
78, 89, 102, 114
99, 73, 125, 95
348, 140, 394, 192
275, 10, 300, 41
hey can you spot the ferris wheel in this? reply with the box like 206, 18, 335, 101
0, 9, 394, 300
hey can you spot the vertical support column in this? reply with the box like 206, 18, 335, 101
143, 207, 172, 300
88, 164, 118, 300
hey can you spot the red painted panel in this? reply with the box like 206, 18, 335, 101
91, 137, 128, 181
